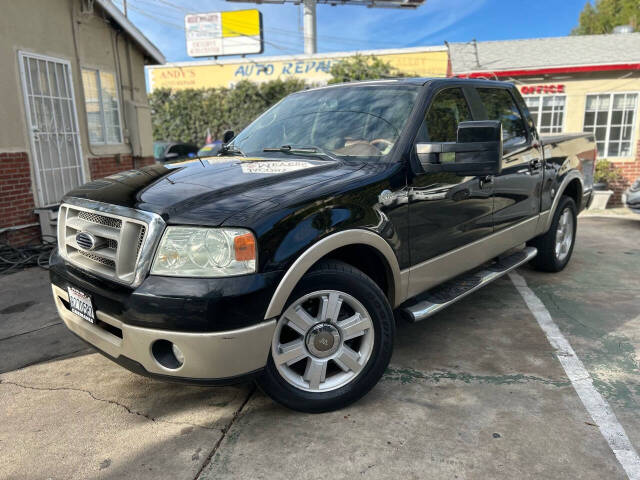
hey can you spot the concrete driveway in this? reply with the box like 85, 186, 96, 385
1, 216, 639, 480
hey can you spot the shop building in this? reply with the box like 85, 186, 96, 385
0, 0, 164, 246
448, 33, 640, 206
147, 45, 449, 91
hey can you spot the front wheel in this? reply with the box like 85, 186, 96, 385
257, 260, 395, 413
528, 195, 577, 272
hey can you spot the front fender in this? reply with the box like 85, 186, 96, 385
263, 229, 403, 319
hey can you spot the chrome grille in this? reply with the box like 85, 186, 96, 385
78, 250, 116, 268
78, 210, 122, 229
57, 200, 164, 286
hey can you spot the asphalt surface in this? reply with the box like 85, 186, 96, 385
0, 216, 638, 479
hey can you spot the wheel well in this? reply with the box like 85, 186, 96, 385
316, 244, 393, 303
562, 178, 582, 210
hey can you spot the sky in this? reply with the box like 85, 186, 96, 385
112, 0, 591, 62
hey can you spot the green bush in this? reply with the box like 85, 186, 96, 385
328, 54, 408, 84
148, 78, 306, 145
594, 159, 623, 186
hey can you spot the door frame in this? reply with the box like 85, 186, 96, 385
18, 50, 87, 207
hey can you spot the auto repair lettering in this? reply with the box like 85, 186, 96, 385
234, 60, 337, 78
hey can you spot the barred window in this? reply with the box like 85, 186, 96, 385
524, 95, 565, 134
583, 93, 638, 157
81, 68, 123, 144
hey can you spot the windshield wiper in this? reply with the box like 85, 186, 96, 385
263, 145, 340, 162
218, 144, 246, 157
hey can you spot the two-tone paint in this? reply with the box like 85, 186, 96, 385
49, 78, 595, 383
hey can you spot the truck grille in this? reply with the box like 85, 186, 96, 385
57, 201, 161, 286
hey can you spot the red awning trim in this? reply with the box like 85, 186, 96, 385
455, 63, 640, 78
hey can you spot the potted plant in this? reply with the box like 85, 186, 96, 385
589, 160, 622, 210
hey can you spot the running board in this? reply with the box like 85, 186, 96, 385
401, 246, 538, 322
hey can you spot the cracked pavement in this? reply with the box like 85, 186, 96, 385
1, 216, 638, 479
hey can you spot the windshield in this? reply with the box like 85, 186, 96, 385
231, 84, 420, 161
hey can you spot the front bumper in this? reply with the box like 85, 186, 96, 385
52, 284, 275, 381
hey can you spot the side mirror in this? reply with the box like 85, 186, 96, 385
222, 130, 234, 144
415, 120, 503, 176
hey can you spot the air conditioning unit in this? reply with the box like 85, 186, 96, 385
34, 206, 59, 242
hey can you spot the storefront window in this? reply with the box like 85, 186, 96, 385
583, 93, 637, 157
524, 95, 565, 134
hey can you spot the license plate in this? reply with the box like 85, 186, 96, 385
67, 287, 95, 324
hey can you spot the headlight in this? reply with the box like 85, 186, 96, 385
151, 227, 256, 277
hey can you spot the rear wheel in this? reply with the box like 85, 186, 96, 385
257, 260, 394, 413
528, 196, 577, 272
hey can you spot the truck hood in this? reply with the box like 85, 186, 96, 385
65, 156, 364, 225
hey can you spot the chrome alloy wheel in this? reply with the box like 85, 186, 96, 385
272, 290, 375, 392
555, 207, 574, 262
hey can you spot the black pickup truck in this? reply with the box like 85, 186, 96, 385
50, 78, 596, 412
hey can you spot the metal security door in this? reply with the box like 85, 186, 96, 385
19, 52, 85, 206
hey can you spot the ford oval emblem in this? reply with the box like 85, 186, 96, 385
75, 231, 97, 251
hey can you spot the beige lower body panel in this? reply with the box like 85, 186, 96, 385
402, 216, 539, 300
52, 285, 275, 379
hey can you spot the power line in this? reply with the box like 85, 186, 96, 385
126, 2, 302, 54
127, 0, 398, 49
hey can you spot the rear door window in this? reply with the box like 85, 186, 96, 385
476, 88, 528, 147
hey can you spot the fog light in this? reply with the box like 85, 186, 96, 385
151, 339, 184, 369
172, 343, 185, 366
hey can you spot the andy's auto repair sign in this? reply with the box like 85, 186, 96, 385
148, 47, 449, 91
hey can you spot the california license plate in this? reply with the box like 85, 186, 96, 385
67, 287, 95, 324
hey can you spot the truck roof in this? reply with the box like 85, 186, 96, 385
305, 77, 515, 91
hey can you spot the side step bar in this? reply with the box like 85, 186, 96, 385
401, 246, 538, 322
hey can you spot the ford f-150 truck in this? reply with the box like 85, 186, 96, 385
50, 78, 596, 412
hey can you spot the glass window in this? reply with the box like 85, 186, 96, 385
477, 88, 528, 147
524, 95, 565, 134
81, 68, 122, 144
421, 88, 472, 143
584, 93, 637, 158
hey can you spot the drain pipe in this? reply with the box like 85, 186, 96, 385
70, 0, 100, 167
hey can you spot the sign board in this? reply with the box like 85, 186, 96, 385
185, 9, 263, 57
520, 84, 565, 95
148, 46, 449, 91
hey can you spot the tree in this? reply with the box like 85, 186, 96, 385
328, 54, 408, 84
572, 0, 640, 35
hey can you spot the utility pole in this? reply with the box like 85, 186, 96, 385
122, 0, 128, 17
303, 0, 317, 54
225, 0, 424, 55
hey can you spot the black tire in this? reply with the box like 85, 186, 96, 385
528, 196, 577, 272
257, 260, 395, 413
